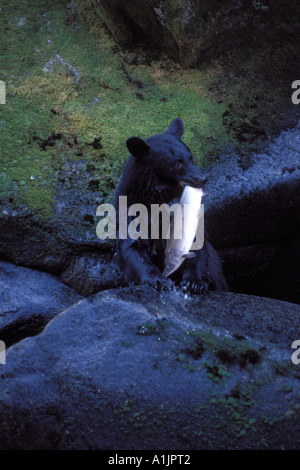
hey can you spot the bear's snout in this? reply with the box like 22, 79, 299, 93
179, 168, 208, 189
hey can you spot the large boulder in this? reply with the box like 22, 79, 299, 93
60, 252, 126, 297
0, 261, 81, 346
204, 122, 300, 304
0, 287, 299, 450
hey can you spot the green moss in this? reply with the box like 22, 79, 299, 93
177, 353, 187, 363
203, 386, 260, 439
202, 361, 229, 383
0, 0, 235, 219
122, 400, 133, 412
137, 322, 160, 336
184, 329, 262, 368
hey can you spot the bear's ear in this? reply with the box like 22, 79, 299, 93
126, 137, 150, 159
165, 118, 184, 140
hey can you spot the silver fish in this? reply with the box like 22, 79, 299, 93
163, 186, 204, 277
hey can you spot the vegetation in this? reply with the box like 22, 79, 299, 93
0, 0, 296, 219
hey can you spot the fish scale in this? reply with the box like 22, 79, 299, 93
163, 186, 204, 277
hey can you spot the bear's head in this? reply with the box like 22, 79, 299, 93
126, 118, 207, 189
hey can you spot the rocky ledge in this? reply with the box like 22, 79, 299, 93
0, 280, 299, 450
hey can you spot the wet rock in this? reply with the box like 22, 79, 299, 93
205, 123, 300, 303
0, 287, 299, 449
232, 233, 300, 305
60, 253, 127, 296
218, 243, 279, 280
0, 261, 81, 346
0, 214, 72, 272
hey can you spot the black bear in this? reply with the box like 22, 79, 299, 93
115, 118, 228, 294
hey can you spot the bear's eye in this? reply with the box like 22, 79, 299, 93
175, 160, 183, 169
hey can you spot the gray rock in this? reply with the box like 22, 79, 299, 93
0, 287, 299, 450
205, 123, 300, 302
60, 253, 127, 296
205, 123, 300, 246
0, 213, 72, 271
0, 261, 82, 346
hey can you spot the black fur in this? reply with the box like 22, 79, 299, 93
115, 118, 228, 293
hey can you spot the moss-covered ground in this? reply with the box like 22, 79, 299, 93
0, 0, 297, 219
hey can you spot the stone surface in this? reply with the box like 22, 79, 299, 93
92, 0, 300, 67
0, 261, 81, 346
205, 124, 300, 247
204, 123, 300, 303
0, 287, 299, 450
60, 252, 127, 296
